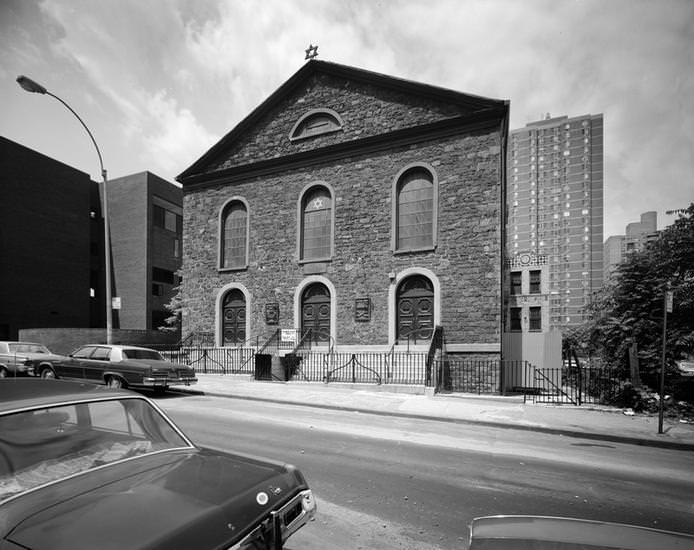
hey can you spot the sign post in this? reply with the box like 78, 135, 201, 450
658, 290, 673, 434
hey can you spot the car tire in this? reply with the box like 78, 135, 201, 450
40, 367, 56, 379
106, 376, 124, 389
0, 367, 7, 378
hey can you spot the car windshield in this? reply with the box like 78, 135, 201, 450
0, 398, 190, 502
122, 349, 164, 361
8, 343, 50, 354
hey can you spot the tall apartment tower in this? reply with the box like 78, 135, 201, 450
604, 211, 658, 279
508, 114, 604, 330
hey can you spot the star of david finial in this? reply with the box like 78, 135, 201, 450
305, 44, 318, 60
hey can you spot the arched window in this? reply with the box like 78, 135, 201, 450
394, 166, 436, 251
219, 199, 248, 270
299, 185, 333, 262
289, 109, 344, 141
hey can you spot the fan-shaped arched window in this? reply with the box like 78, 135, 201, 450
289, 109, 344, 141
393, 165, 437, 252
299, 185, 333, 262
219, 198, 248, 270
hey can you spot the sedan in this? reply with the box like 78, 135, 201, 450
0, 379, 316, 549
0, 341, 65, 378
40, 344, 197, 392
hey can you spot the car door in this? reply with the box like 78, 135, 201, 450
82, 346, 112, 383
57, 346, 94, 380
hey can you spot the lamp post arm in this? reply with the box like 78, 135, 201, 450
45, 91, 106, 179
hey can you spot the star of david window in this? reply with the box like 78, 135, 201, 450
289, 109, 344, 141
300, 185, 333, 262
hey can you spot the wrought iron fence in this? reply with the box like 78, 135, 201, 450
158, 347, 255, 374
434, 359, 623, 405
295, 351, 428, 384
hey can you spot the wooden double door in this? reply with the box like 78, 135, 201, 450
222, 289, 246, 346
396, 275, 434, 343
301, 283, 331, 343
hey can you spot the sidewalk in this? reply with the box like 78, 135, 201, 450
172, 373, 694, 451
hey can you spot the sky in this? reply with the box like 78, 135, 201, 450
1, 0, 692, 239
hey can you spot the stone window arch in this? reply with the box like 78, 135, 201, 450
289, 108, 344, 141
297, 182, 334, 263
218, 197, 249, 271
392, 163, 438, 253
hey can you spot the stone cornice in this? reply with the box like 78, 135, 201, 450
180, 107, 507, 191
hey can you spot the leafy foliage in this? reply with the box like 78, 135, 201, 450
568, 203, 694, 391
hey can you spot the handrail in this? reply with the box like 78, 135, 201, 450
256, 329, 281, 355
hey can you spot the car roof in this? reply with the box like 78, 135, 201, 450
0, 341, 45, 346
78, 344, 156, 351
0, 379, 132, 414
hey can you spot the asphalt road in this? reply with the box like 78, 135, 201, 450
155, 392, 694, 550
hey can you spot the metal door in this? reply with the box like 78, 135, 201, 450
301, 283, 330, 343
397, 275, 434, 343
222, 289, 246, 346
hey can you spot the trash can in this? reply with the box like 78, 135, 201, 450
254, 354, 272, 380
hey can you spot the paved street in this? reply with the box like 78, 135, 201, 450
155, 392, 694, 550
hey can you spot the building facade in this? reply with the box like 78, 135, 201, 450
507, 114, 604, 330
0, 136, 96, 340
107, 172, 183, 330
177, 61, 509, 356
603, 211, 658, 279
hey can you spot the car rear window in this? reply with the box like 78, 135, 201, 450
0, 398, 190, 502
8, 344, 50, 354
122, 349, 164, 361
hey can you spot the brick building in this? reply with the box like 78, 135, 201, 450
177, 61, 509, 357
1, 136, 181, 341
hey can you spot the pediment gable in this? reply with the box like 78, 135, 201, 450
178, 60, 507, 186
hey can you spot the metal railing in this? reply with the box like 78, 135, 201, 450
159, 346, 255, 375
297, 351, 428, 384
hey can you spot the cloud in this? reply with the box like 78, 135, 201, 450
141, 90, 217, 175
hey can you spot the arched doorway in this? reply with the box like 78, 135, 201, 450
301, 283, 331, 343
396, 275, 434, 343
222, 289, 246, 346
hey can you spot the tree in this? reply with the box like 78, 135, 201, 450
575, 203, 694, 388
159, 270, 183, 336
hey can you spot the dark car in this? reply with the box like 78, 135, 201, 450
0, 342, 65, 378
0, 379, 316, 549
468, 515, 694, 549
40, 344, 197, 392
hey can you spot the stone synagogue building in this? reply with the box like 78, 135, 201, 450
177, 60, 509, 359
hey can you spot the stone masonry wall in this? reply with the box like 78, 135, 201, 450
210, 73, 468, 173
183, 126, 502, 347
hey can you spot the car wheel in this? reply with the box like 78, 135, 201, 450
0, 367, 7, 378
106, 376, 124, 389
40, 367, 56, 379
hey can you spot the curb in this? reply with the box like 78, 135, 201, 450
171, 388, 694, 452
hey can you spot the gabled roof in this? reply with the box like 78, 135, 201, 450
177, 60, 508, 185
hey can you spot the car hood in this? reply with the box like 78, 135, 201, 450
3, 447, 307, 550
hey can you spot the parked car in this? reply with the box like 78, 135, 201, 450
0, 379, 316, 549
0, 341, 65, 378
39, 344, 197, 392
468, 515, 694, 549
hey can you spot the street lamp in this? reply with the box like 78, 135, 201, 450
17, 75, 113, 345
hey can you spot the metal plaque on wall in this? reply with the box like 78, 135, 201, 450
265, 303, 279, 325
355, 298, 370, 322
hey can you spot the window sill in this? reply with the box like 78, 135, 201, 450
218, 265, 248, 273
393, 245, 436, 255
298, 257, 332, 265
